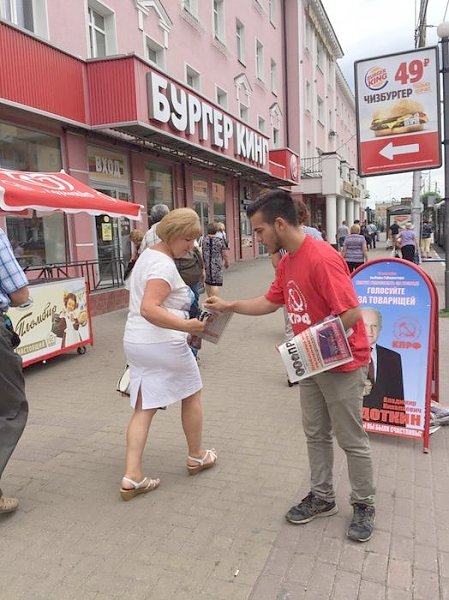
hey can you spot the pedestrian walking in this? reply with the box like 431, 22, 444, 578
336, 221, 349, 249
396, 222, 417, 262
201, 222, 230, 297
421, 219, 433, 259
204, 189, 375, 542
341, 224, 368, 272
0, 228, 30, 513
140, 203, 170, 251
121, 208, 217, 501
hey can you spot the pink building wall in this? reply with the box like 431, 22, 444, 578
45, 1, 286, 148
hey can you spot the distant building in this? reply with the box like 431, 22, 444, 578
285, 0, 368, 243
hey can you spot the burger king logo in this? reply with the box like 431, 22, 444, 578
365, 66, 388, 91
289, 154, 298, 181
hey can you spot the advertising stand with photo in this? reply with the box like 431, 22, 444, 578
352, 259, 438, 452
8, 277, 93, 367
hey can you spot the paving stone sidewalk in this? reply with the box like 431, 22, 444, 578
1, 244, 448, 600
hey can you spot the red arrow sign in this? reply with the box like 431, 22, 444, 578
359, 132, 441, 176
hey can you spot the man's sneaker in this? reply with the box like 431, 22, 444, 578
347, 503, 375, 542
285, 492, 338, 524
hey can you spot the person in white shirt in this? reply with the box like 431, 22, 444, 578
121, 208, 217, 501
140, 204, 170, 251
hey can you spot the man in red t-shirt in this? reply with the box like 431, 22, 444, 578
205, 190, 375, 543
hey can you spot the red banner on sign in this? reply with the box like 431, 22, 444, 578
359, 131, 441, 175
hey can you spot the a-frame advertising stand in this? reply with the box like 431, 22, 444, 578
352, 258, 439, 452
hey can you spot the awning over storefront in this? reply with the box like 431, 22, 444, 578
102, 124, 295, 187
0, 169, 141, 220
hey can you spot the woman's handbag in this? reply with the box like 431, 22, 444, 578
174, 247, 204, 287
117, 365, 130, 396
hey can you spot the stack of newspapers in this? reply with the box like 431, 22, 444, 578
278, 316, 353, 384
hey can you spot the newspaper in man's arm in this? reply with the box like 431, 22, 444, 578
197, 307, 233, 344
278, 316, 353, 383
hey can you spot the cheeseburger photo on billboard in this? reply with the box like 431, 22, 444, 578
370, 99, 428, 137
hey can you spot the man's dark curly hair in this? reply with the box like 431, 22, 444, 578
246, 189, 309, 226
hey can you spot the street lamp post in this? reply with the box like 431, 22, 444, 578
437, 22, 449, 311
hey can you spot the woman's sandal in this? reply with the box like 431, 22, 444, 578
186, 448, 217, 476
120, 476, 160, 501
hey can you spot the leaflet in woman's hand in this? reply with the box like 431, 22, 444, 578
197, 308, 233, 344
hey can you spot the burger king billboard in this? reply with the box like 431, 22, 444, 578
355, 47, 441, 177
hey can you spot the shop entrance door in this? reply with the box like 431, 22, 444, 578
95, 189, 131, 283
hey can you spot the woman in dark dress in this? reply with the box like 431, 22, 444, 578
201, 222, 229, 297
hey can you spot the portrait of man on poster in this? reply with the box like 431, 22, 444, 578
362, 308, 404, 414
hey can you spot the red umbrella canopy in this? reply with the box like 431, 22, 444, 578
0, 169, 141, 220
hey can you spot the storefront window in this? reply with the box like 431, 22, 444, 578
145, 162, 174, 221
212, 181, 226, 227
193, 176, 209, 235
0, 122, 62, 172
0, 122, 64, 265
240, 207, 253, 250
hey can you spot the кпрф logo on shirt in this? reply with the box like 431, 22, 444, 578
286, 281, 311, 326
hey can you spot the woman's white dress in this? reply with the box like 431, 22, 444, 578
123, 249, 201, 409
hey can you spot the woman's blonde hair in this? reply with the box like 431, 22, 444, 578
157, 208, 201, 243
129, 229, 144, 244
350, 224, 360, 234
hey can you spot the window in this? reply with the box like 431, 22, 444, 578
0, 122, 65, 266
236, 19, 245, 63
183, 0, 198, 18
186, 64, 200, 91
0, 0, 47, 36
145, 162, 174, 214
146, 37, 165, 69
256, 40, 264, 81
88, 6, 106, 57
213, 0, 224, 42
305, 19, 312, 50
216, 86, 228, 109
269, 0, 276, 24
87, 2, 116, 58
317, 96, 324, 124
258, 116, 265, 132
1, 0, 33, 30
305, 81, 311, 112
270, 59, 277, 94
306, 140, 312, 158
239, 104, 248, 123
316, 40, 324, 71
235, 74, 252, 113
272, 127, 280, 148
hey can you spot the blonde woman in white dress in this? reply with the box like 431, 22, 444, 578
121, 208, 217, 501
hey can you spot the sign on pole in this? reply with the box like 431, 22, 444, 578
355, 47, 441, 177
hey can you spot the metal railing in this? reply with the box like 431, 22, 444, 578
24, 258, 128, 292
300, 156, 322, 178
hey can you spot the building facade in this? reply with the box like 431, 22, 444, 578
0, 0, 367, 315
284, 0, 368, 243
0, 0, 298, 296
